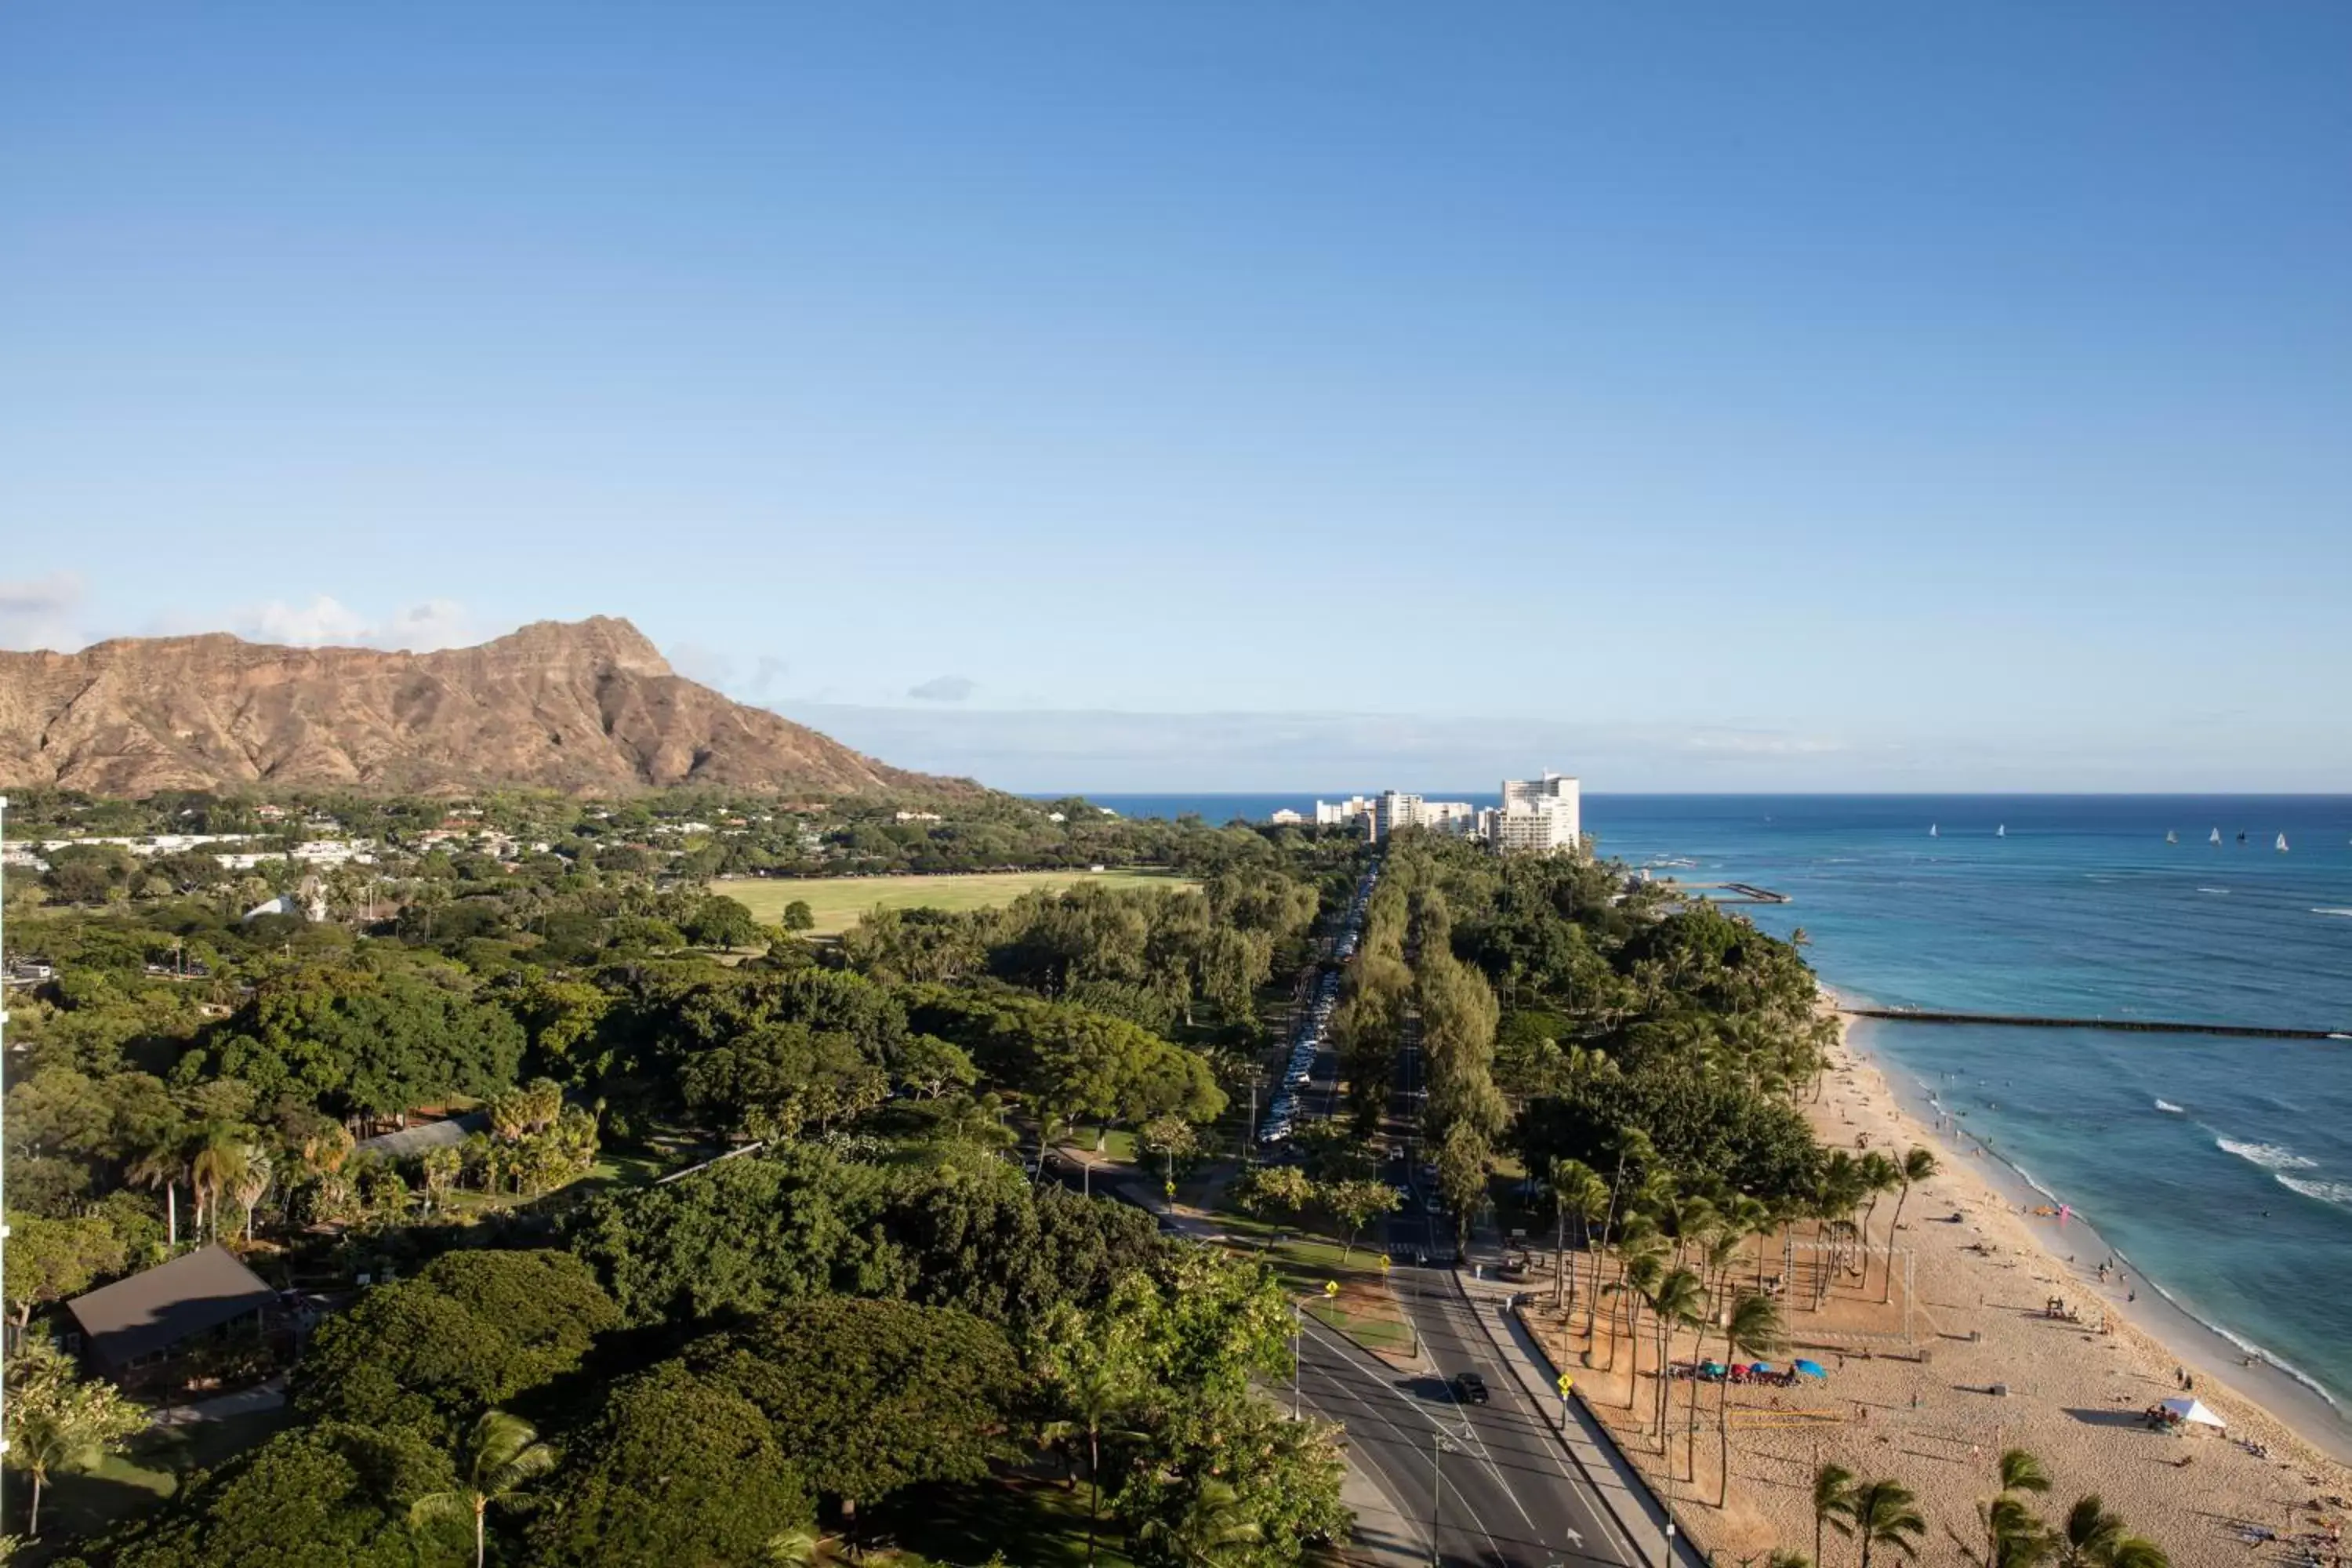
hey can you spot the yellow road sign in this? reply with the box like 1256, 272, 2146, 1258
1558, 1374, 1574, 1396
1323, 1279, 1341, 1298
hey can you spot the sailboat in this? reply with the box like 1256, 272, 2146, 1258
1997, 825, 2007, 838
2278, 833, 2290, 852
2210, 828, 2223, 845
1929, 823, 1939, 838
2165, 830, 2179, 844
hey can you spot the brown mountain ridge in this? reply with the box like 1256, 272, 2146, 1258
0, 616, 969, 797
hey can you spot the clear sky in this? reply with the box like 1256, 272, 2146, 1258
3, 4, 2347, 790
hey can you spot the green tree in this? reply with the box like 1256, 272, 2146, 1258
110, 1421, 461, 1568
1977, 1447, 2054, 1566
1033, 1300, 1151, 1566
1232, 1164, 1314, 1223
411, 1410, 556, 1568
2, 1211, 127, 1327
1114, 1389, 1348, 1568
1813, 1463, 1856, 1568
1715, 1292, 1784, 1504
1844, 1479, 1929, 1568
295, 1250, 622, 1443
1435, 1120, 1491, 1258
1881, 1147, 1937, 1303
781, 899, 815, 932
2053, 1495, 2168, 1568
1318, 1178, 1400, 1263
687, 1298, 1022, 1538
524, 1363, 811, 1568
3, 1338, 149, 1537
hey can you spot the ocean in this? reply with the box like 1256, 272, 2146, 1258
1080, 792, 2352, 1424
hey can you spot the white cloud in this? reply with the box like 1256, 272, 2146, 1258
0, 572, 89, 651
230, 595, 482, 652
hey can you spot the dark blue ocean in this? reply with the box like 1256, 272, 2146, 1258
1081, 793, 2352, 1417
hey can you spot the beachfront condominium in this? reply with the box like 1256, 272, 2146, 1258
1315, 795, 1376, 827
1486, 772, 1581, 855
1371, 790, 1479, 840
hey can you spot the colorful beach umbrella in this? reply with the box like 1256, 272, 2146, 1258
1748, 1362, 1774, 1374
1793, 1359, 1828, 1379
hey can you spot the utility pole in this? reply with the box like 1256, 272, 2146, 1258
1428, 1428, 1457, 1566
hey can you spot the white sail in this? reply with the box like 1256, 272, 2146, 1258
2278, 833, 2289, 852
2210, 828, 2222, 844
1997, 825, 2006, 837
2166, 830, 2178, 844
1929, 823, 1939, 837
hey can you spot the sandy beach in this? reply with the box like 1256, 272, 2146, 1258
1522, 1005, 2352, 1566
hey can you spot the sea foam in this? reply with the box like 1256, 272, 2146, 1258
2278, 1175, 2352, 1208
2218, 1138, 2318, 1171
2154, 1099, 2185, 1114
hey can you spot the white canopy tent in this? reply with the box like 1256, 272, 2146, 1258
2159, 1397, 2227, 1429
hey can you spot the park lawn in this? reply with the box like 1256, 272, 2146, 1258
31, 1406, 292, 1555
713, 869, 1196, 936
882, 1471, 1139, 1568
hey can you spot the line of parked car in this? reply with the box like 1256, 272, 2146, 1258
1258, 864, 1381, 1146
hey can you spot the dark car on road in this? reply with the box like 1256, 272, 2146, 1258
1451, 1371, 1489, 1404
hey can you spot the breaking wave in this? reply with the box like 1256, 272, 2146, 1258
2217, 1138, 2317, 1171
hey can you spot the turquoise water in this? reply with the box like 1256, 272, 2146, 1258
1087, 792, 2352, 1411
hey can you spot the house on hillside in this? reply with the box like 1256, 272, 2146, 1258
67, 1245, 281, 1375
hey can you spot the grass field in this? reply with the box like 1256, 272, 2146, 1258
715, 869, 1196, 936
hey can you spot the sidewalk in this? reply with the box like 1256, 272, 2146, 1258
1457, 1250, 1708, 1568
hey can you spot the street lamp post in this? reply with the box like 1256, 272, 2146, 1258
1292, 1302, 1303, 1420
1428, 1428, 1458, 1566
1661, 1519, 1676, 1568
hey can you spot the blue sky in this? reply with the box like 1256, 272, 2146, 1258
3, 4, 2347, 790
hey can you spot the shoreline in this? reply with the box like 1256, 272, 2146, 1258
1828, 986, 2352, 1468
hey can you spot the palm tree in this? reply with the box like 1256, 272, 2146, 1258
1715, 1292, 1784, 1504
1040, 1353, 1143, 1566
232, 1147, 273, 1244
1972, 1495, 2055, 1567
1603, 1232, 1664, 1390
1813, 1463, 1857, 1568
189, 1128, 252, 1242
125, 1128, 188, 1250
1137, 1477, 1266, 1566
1880, 1148, 1937, 1304
409, 1410, 557, 1568
1553, 1158, 1611, 1321
1645, 1265, 1704, 1452
1853, 1152, 1900, 1291
1846, 1479, 1927, 1568
1978, 1450, 2053, 1567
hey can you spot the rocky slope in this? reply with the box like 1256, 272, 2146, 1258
0, 617, 966, 797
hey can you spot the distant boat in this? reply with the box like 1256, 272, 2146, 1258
1929, 824, 1939, 838
2238, 831, 2248, 844
1997, 825, 2006, 838
2165, 830, 2178, 844
2210, 828, 2223, 844
2278, 833, 2290, 852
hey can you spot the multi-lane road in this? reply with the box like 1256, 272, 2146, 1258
1269, 885, 1649, 1568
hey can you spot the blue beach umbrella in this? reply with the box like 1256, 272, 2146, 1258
1794, 1359, 1828, 1379
1748, 1362, 1775, 1375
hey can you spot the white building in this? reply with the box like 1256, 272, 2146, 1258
1313, 796, 1376, 827
1269, 808, 1305, 825
1371, 791, 1479, 841
1487, 772, 1581, 855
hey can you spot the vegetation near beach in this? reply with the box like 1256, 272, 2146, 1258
0, 786, 2189, 1563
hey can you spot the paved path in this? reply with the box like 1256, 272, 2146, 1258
151, 1376, 285, 1427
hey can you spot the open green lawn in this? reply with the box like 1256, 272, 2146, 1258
882, 1472, 1138, 1568
24, 1406, 292, 1559
713, 870, 1196, 936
